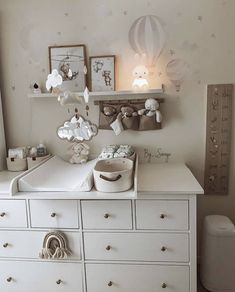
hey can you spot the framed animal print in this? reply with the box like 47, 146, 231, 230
89, 55, 115, 92
49, 44, 87, 91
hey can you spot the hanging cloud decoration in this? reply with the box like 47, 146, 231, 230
46, 69, 63, 91
57, 91, 82, 106
166, 58, 190, 92
128, 15, 166, 66
57, 116, 98, 142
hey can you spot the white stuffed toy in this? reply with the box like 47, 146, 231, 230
69, 143, 90, 164
132, 65, 149, 90
138, 98, 162, 123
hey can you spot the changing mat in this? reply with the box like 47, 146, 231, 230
18, 156, 97, 192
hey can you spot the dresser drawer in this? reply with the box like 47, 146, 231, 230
0, 230, 81, 260
81, 200, 132, 230
0, 200, 27, 228
0, 261, 83, 292
84, 232, 189, 262
136, 200, 189, 230
86, 264, 189, 292
29, 200, 79, 229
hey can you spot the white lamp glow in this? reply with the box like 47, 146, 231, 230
132, 65, 149, 90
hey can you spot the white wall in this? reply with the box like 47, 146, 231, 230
0, 93, 6, 170
0, 0, 235, 248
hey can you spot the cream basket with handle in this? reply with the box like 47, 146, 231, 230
93, 158, 134, 193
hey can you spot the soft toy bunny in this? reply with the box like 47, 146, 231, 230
132, 65, 149, 89
69, 143, 90, 164
138, 98, 162, 123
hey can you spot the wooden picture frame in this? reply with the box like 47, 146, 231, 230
48, 44, 88, 92
89, 55, 115, 92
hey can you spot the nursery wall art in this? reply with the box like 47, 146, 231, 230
128, 15, 166, 66
166, 58, 190, 92
89, 55, 115, 91
49, 44, 87, 91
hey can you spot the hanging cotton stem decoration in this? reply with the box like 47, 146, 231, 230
39, 231, 72, 259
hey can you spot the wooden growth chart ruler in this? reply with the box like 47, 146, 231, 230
204, 84, 233, 195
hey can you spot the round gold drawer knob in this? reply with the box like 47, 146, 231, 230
160, 214, 166, 219
104, 213, 110, 219
161, 246, 167, 252
51, 213, 56, 218
3, 243, 9, 248
106, 245, 111, 251
162, 283, 167, 289
108, 281, 113, 287
7, 277, 12, 282
56, 279, 62, 285
0, 212, 6, 217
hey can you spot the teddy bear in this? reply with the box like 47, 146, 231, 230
138, 98, 162, 123
103, 106, 117, 116
119, 106, 138, 118
110, 106, 138, 135
69, 143, 90, 164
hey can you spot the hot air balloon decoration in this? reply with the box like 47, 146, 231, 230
166, 59, 190, 92
129, 15, 166, 67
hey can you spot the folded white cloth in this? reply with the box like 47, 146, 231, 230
99, 145, 134, 160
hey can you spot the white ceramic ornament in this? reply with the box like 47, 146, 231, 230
46, 69, 63, 91
83, 87, 90, 103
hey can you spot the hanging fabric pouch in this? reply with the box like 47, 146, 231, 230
139, 115, 161, 131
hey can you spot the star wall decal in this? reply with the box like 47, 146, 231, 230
198, 16, 203, 21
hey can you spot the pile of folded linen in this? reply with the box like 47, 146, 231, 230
99, 145, 135, 160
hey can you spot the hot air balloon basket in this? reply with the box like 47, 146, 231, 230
39, 231, 72, 260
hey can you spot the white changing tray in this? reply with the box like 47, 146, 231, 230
18, 156, 96, 192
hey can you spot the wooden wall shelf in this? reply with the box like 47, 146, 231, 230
28, 86, 165, 104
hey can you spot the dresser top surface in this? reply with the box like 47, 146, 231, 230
138, 163, 204, 195
0, 170, 23, 195
0, 162, 204, 198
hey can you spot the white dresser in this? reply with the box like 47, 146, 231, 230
0, 163, 203, 292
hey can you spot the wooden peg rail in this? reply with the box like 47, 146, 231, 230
204, 84, 233, 195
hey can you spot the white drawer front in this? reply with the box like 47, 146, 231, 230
136, 200, 189, 230
0, 261, 83, 292
29, 200, 79, 229
84, 232, 189, 262
0, 231, 81, 260
0, 200, 27, 228
81, 200, 132, 230
86, 264, 189, 292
